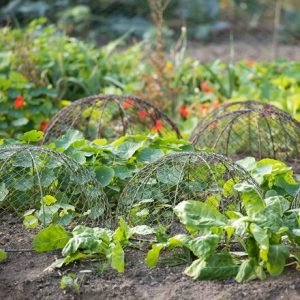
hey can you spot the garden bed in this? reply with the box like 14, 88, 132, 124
1, 219, 300, 300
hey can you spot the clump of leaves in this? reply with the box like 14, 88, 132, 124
146, 184, 300, 282
34, 218, 155, 273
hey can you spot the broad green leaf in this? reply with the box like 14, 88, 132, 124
146, 244, 164, 268
250, 223, 269, 261
113, 218, 130, 243
137, 147, 164, 163
174, 200, 228, 233
0, 249, 7, 262
0, 183, 9, 202
184, 252, 238, 280
34, 224, 72, 252
19, 130, 44, 143
43, 195, 57, 206
95, 166, 115, 187
12, 117, 29, 127
111, 141, 143, 159
130, 225, 155, 236
110, 241, 124, 272
235, 258, 266, 282
236, 157, 256, 171
183, 234, 220, 259
23, 215, 39, 229
55, 130, 84, 149
234, 183, 264, 216
266, 244, 289, 276
114, 166, 133, 180
157, 166, 182, 185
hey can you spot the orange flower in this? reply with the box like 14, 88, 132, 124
200, 103, 209, 116
163, 61, 173, 73
212, 100, 221, 109
151, 119, 163, 132
39, 120, 49, 132
138, 111, 148, 119
14, 95, 25, 109
122, 98, 134, 109
246, 60, 256, 67
210, 121, 218, 129
179, 105, 189, 118
200, 80, 213, 93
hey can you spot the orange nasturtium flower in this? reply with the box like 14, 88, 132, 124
39, 120, 49, 132
179, 105, 190, 118
200, 103, 209, 116
200, 80, 213, 93
246, 60, 256, 67
138, 111, 148, 119
122, 98, 134, 109
14, 95, 25, 109
151, 119, 163, 132
212, 100, 221, 109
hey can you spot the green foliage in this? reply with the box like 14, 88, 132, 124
33, 224, 72, 252
0, 249, 7, 262
147, 193, 300, 282
60, 273, 80, 293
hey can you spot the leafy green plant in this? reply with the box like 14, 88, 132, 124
34, 219, 155, 273
146, 187, 300, 282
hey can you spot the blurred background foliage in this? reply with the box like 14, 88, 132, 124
1, 0, 300, 42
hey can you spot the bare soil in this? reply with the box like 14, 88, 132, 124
1, 219, 300, 300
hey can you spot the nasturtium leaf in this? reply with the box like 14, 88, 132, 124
146, 244, 164, 268
14, 177, 34, 191
137, 147, 164, 163
0, 183, 9, 202
55, 130, 84, 149
184, 252, 238, 280
12, 153, 33, 168
113, 165, 133, 180
40, 169, 56, 186
266, 244, 289, 276
0, 249, 7, 262
111, 141, 144, 159
235, 258, 266, 283
33, 224, 72, 252
12, 117, 29, 127
43, 195, 57, 206
110, 241, 125, 272
23, 215, 39, 229
174, 200, 228, 233
95, 166, 115, 186
183, 234, 220, 259
157, 166, 182, 185
19, 130, 44, 142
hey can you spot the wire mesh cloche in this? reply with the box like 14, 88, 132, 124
43, 95, 181, 143
0, 145, 111, 228
191, 100, 300, 162
117, 151, 261, 229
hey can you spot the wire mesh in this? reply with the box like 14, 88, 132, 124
191, 100, 300, 162
117, 151, 261, 230
291, 188, 300, 209
0, 145, 111, 228
43, 94, 181, 143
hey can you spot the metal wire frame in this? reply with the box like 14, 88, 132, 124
0, 145, 111, 228
191, 101, 300, 162
117, 151, 262, 230
42, 94, 182, 143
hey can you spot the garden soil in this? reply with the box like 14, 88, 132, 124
1, 220, 300, 300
